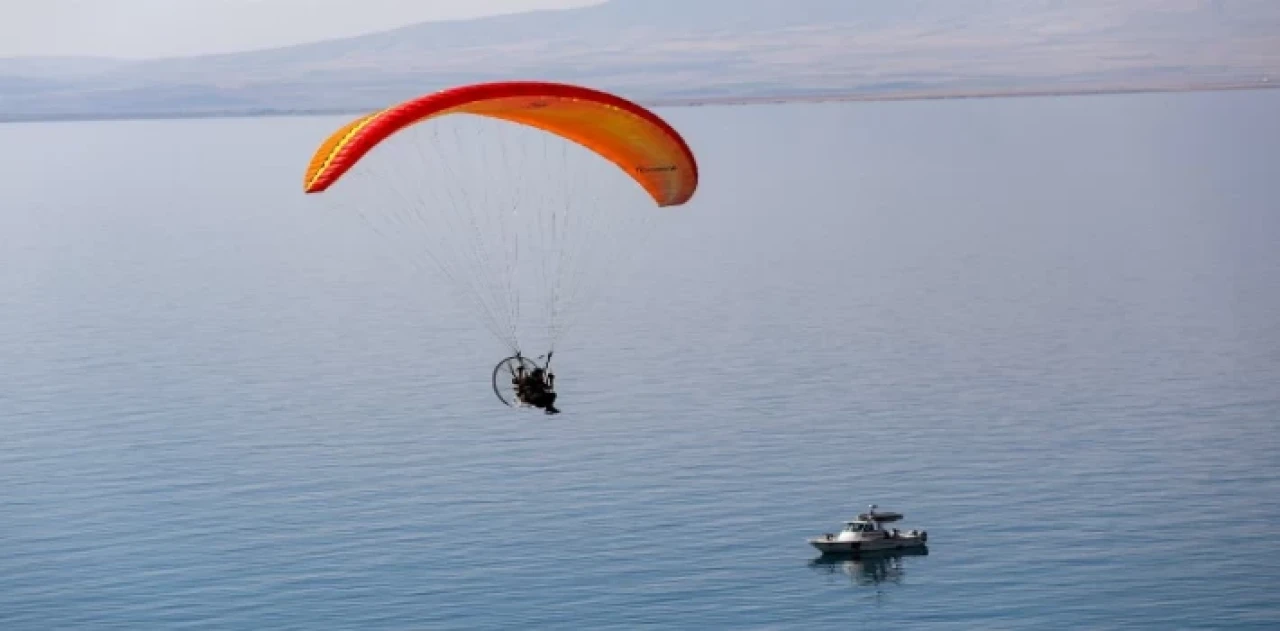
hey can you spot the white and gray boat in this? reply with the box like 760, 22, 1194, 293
808, 505, 928, 554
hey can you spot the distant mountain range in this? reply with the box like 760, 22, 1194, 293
3, 0, 1279, 121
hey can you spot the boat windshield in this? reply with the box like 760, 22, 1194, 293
843, 522, 870, 532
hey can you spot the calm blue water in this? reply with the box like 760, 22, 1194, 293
2, 90, 1279, 629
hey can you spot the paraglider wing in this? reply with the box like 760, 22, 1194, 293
303, 81, 699, 207
299, 80, 698, 382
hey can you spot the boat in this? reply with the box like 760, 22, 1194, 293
808, 505, 928, 555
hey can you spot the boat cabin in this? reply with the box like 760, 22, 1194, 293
825, 510, 906, 543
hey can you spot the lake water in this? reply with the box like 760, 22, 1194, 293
2, 89, 1278, 629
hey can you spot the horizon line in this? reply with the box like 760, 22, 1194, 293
2, 81, 1276, 126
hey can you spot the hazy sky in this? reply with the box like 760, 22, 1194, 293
0, 0, 602, 59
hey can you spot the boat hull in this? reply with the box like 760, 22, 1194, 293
808, 536, 927, 555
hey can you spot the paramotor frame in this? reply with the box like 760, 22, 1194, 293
491, 354, 551, 408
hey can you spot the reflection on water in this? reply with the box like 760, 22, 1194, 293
809, 548, 929, 588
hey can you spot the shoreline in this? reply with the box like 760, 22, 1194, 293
2, 81, 1275, 125
648, 81, 1277, 108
